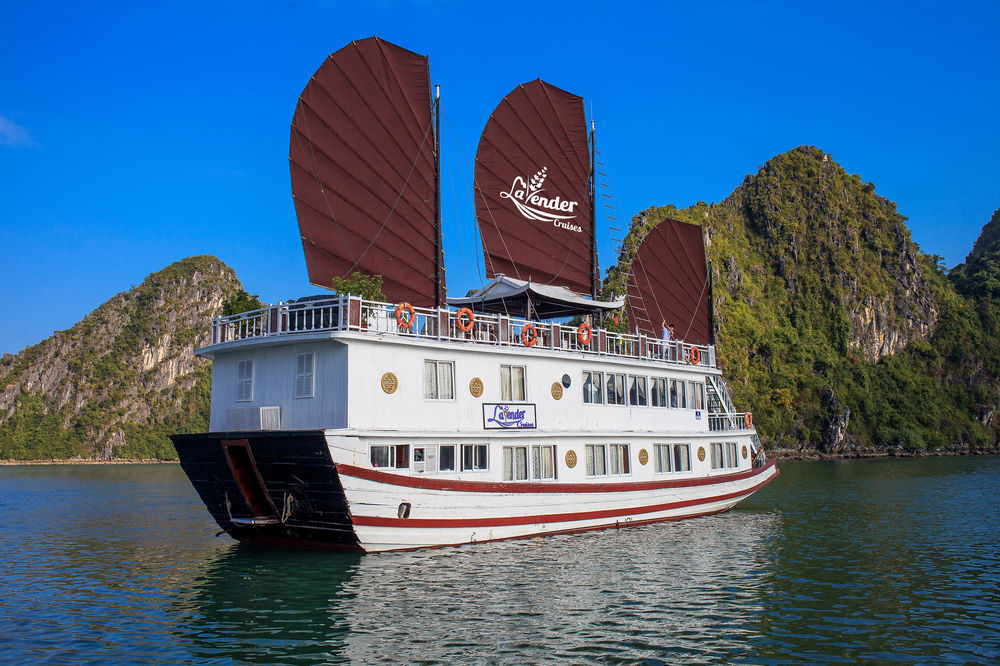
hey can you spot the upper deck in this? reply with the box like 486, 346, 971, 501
206, 295, 718, 370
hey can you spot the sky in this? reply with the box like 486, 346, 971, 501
2, 1, 999, 355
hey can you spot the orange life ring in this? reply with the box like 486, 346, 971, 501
687, 346, 701, 365
744, 412, 753, 428
521, 323, 538, 347
577, 323, 592, 345
456, 307, 475, 332
394, 302, 415, 330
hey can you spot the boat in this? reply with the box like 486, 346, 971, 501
171, 36, 778, 552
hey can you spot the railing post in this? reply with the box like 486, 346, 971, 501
550, 323, 558, 350
349, 297, 361, 328
499, 316, 509, 344
268, 306, 279, 335
598, 329, 606, 354
639, 334, 646, 359
438, 309, 449, 340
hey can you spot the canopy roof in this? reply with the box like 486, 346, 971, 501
448, 275, 623, 319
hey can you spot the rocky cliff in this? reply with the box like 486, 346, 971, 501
605, 146, 1000, 453
0, 256, 244, 460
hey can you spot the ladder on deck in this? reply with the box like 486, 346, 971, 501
706, 374, 740, 430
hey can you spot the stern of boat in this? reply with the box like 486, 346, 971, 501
170, 430, 361, 550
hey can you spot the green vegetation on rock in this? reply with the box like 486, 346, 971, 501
0, 255, 243, 460
606, 146, 1000, 452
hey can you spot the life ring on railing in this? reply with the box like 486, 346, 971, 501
687, 346, 701, 365
577, 323, 593, 346
394, 302, 415, 330
456, 307, 475, 332
744, 412, 753, 429
521, 323, 539, 347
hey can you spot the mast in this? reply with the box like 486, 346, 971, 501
434, 84, 443, 308
590, 118, 599, 300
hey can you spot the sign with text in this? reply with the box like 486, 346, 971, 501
482, 403, 537, 430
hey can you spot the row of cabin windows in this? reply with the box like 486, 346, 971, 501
424, 361, 526, 401
582, 371, 705, 410
370, 442, 729, 476
235, 354, 315, 402
711, 442, 739, 470
371, 444, 489, 472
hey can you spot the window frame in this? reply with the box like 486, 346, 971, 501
439, 445, 456, 471
502, 445, 529, 481
423, 359, 455, 400
461, 444, 489, 471
295, 352, 315, 399
370, 444, 410, 469
236, 359, 254, 402
583, 371, 604, 404
500, 364, 527, 402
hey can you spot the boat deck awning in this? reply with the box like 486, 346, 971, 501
447, 275, 624, 319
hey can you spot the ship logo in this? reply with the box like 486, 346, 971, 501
500, 167, 583, 233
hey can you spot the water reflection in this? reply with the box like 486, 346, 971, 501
178, 511, 782, 663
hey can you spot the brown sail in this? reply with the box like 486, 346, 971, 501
625, 218, 712, 344
474, 79, 594, 295
289, 37, 442, 305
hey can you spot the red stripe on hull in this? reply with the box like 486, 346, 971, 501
349, 469, 778, 529
337, 458, 777, 494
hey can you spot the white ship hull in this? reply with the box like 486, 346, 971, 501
338, 459, 778, 552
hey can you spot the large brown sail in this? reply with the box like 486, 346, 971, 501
474, 79, 594, 295
625, 218, 712, 344
289, 37, 441, 305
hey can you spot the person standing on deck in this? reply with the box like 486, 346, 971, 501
660, 319, 672, 359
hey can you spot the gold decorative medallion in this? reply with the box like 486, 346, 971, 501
550, 382, 563, 400
697, 446, 706, 462
638, 448, 649, 465
380, 372, 398, 394
565, 450, 577, 469
469, 377, 484, 397
742, 445, 748, 459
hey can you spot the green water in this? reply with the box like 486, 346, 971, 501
0, 457, 997, 663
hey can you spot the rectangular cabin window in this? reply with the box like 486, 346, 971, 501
651, 378, 667, 407
606, 373, 626, 406
674, 444, 691, 471
461, 444, 488, 471
423, 360, 455, 400
295, 352, 315, 398
656, 443, 691, 473
501, 365, 526, 401
710, 442, 724, 469
629, 376, 648, 407
608, 444, 630, 475
439, 445, 456, 471
236, 360, 254, 402
532, 445, 556, 480
585, 444, 607, 476
370, 444, 409, 469
583, 371, 604, 404
654, 444, 672, 473
688, 381, 705, 410
669, 379, 678, 408
727, 442, 738, 468
502, 446, 529, 481
678, 380, 688, 409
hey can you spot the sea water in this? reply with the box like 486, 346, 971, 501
0, 456, 998, 663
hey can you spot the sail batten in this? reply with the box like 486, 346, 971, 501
474, 79, 595, 295
625, 218, 712, 345
289, 37, 441, 305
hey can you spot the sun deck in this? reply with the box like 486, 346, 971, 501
210, 295, 718, 370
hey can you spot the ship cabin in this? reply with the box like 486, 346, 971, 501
197, 277, 761, 486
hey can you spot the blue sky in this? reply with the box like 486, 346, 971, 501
2, 1, 998, 355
